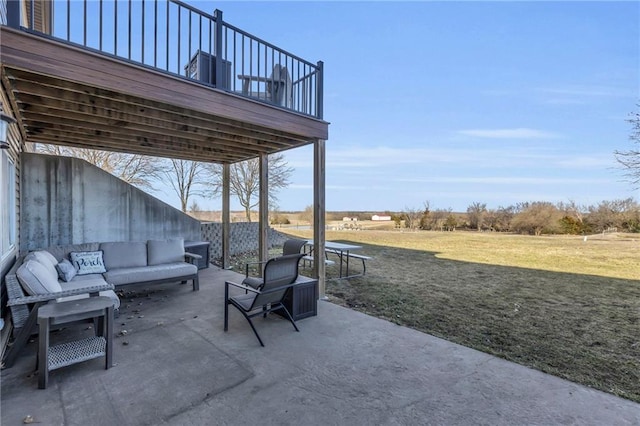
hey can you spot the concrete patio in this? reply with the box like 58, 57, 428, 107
2, 266, 639, 425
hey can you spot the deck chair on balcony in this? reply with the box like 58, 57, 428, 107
268, 64, 293, 108
224, 253, 305, 346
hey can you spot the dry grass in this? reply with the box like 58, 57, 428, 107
279, 230, 640, 402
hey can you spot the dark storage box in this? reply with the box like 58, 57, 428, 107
184, 241, 210, 270
280, 276, 318, 321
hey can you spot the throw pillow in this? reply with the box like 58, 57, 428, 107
24, 251, 59, 279
69, 251, 107, 275
55, 259, 77, 282
16, 260, 63, 295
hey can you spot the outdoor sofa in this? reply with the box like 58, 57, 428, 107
3, 238, 200, 367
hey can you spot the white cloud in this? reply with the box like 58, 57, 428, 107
394, 176, 613, 185
456, 128, 560, 139
289, 144, 558, 171
286, 144, 615, 180
555, 156, 616, 169
537, 86, 633, 98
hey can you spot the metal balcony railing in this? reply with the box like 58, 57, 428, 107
2, 0, 323, 119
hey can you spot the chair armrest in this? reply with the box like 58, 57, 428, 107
7, 283, 115, 307
225, 280, 260, 294
184, 252, 202, 265
258, 282, 299, 296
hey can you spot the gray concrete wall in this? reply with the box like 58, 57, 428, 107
20, 153, 201, 252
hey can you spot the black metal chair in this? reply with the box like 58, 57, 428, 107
243, 238, 307, 290
224, 253, 305, 346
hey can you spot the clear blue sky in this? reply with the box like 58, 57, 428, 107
170, 1, 639, 213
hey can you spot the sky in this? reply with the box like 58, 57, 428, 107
155, 1, 640, 213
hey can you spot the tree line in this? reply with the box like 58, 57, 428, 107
399, 199, 640, 235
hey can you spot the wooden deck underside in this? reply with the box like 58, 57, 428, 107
0, 27, 329, 163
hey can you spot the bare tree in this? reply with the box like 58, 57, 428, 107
467, 201, 487, 231
430, 208, 452, 231
403, 206, 423, 231
586, 198, 639, 233
189, 199, 202, 213
557, 200, 588, 234
35, 144, 160, 189
205, 153, 293, 222
160, 159, 209, 212
615, 106, 640, 187
492, 206, 516, 231
299, 204, 314, 225
511, 202, 561, 236
418, 201, 431, 229
444, 212, 458, 231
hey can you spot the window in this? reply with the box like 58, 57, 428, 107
1, 151, 16, 260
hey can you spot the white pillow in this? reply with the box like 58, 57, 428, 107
69, 251, 107, 275
16, 260, 63, 295
24, 251, 58, 279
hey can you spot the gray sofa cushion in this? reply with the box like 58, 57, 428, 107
45, 243, 101, 263
147, 239, 184, 266
103, 262, 196, 286
100, 241, 147, 270
60, 275, 108, 289
58, 275, 121, 310
16, 260, 63, 295
57, 291, 121, 310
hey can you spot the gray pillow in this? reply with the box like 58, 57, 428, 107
69, 251, 107, 275
55, 259, 77, 282
147, 238, 184, 265
16, 260, 63, 295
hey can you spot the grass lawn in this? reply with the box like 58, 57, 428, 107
273, 230, 640, 402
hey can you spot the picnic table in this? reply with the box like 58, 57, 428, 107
304, 240, 371, 279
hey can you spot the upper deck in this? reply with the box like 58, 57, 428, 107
0, 0, 328, 163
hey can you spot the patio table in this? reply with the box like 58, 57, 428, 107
304, 240, 367, 279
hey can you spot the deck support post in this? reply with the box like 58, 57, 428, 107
222, 163, 231, 269
313, 138, 326, 298
258, 153, 269, 275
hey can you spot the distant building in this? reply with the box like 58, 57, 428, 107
342, 217, 358, 222
372, 214, 392, 221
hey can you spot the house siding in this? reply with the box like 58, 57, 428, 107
0, 84, 23, 359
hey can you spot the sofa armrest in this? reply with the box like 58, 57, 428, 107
7, 283, 115, 307
184, 251, 202, 266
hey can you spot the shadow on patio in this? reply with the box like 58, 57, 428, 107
2, 267, 638, 425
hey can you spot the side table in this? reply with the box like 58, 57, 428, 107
184, 241, 211, 269
37, 296, 114, 389
279, 275, 318, 321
